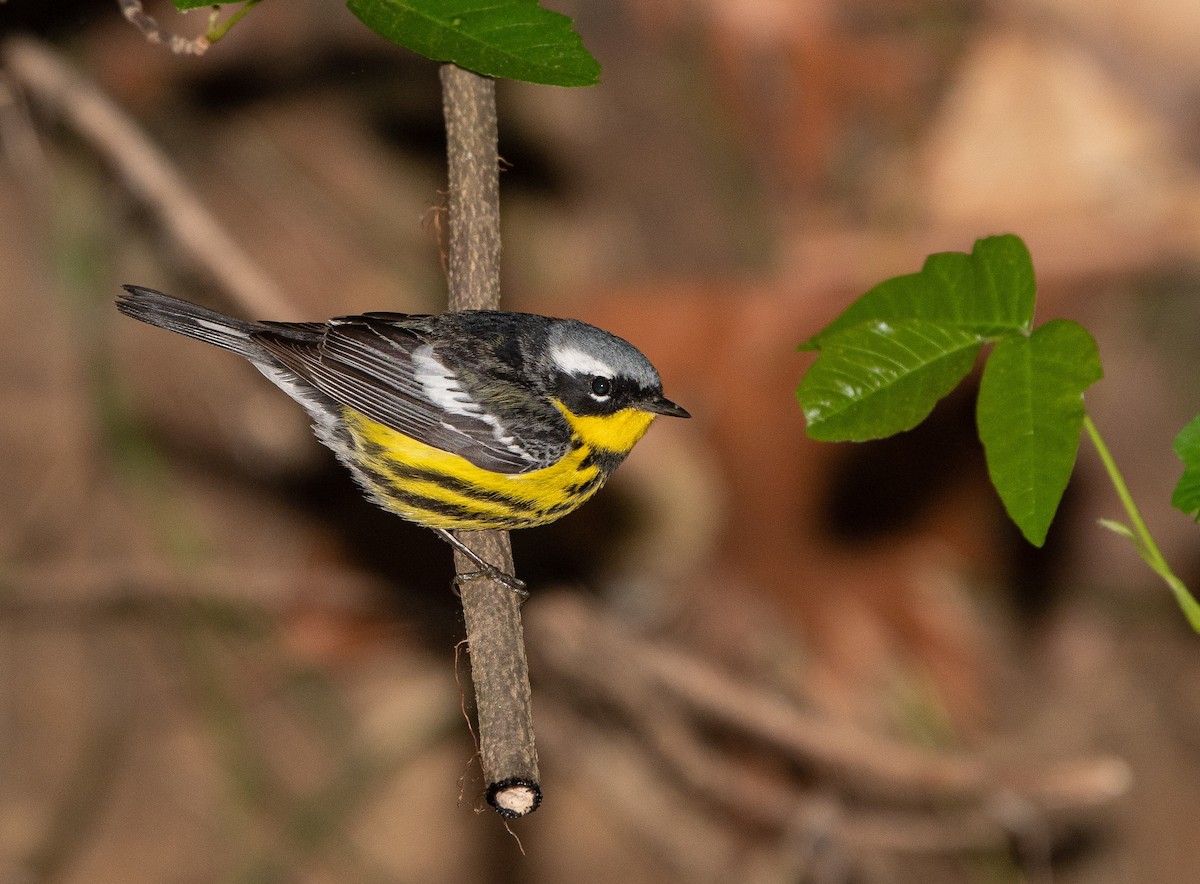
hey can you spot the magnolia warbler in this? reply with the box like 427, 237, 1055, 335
116, 285, 689, 589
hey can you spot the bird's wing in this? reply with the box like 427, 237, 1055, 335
252, 315, 560, 474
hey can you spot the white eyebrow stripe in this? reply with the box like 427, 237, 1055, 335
550, 344, 615, 378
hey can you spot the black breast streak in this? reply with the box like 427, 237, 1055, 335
562, 469, 605, 499
579, 446, 627, 476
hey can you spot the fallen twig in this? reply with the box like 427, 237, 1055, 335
526, 593, 1129, 874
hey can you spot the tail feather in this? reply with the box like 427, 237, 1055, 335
116, 284, 348, 439
116, 285, 265, 360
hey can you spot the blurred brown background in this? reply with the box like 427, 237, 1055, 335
3, 0, 1200, 881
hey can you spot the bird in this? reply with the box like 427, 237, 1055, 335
116, 285, 690, 592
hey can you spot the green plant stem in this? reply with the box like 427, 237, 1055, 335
1083, 414, 1200, 632
206, 0, 261, 43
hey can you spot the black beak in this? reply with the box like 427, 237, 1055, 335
645, 394, 691, 418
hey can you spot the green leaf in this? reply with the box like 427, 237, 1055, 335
1171, 414, 1200, 519
798, 319, 983, 441
976, 320, 1102, 546
173, 0, 237, 8
347, 0, 601, 87
802, 234, 1036, 350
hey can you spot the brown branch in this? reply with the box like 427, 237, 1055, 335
439, 63, 540, 818
0, 561, 381, 610
440, 65, 502, 311
1, 37, 292, 318
597, 698, 1056, 861
526, 593, 1130, 854
537, 697, 1050, 880
534, 701, 1035, 881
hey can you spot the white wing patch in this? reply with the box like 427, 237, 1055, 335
413, 345, 480, 417
412, 345, 529, 459
549, 344, 615, 379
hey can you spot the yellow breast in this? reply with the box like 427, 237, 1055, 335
341, 404, 655, 531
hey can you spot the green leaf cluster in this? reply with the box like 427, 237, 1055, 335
797, 235, 1101, 546
799, 234, 1200, 631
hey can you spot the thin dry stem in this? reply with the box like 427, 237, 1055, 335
440, 63, 540, 817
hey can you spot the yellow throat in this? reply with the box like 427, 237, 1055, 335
553, 399, 657, 458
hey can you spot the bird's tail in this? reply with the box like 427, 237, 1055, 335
116, 285, 265, 360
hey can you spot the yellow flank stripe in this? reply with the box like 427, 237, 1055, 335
341, 406, 646, 530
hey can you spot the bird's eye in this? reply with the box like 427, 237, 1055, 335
590, 376, 612, 399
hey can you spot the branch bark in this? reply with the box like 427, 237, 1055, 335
439, 63, 540, 818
